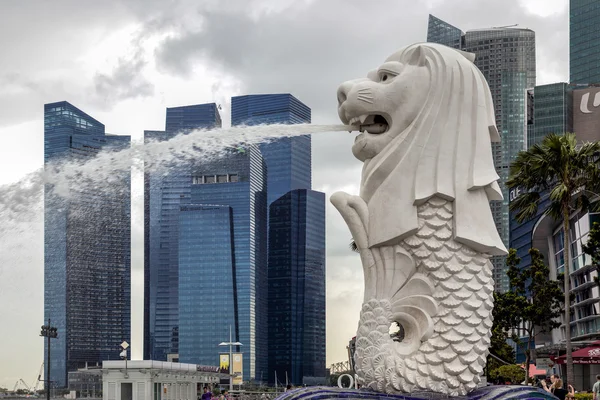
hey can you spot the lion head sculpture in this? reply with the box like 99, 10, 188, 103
336, 43, 507, 256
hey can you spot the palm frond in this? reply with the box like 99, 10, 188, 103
509, 192, 541, 223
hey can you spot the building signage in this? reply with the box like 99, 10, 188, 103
589, 348, 600, 357
509, 187, 522, 202
536, 358, 551, 371
573, 87, 600, 143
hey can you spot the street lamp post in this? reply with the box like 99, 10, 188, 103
40, 319, 58, 400
219, 325, 242, 392
120, 341, 129, 378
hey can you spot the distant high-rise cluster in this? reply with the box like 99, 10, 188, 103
44, 95, 326, 388
428, 1, 600, 367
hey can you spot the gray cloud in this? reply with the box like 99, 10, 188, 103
94, 50, 154, 103
151, 0, 568, 127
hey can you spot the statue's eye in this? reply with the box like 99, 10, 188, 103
378, 71, 396, 82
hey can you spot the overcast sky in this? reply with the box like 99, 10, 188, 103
0, 0, 569, 388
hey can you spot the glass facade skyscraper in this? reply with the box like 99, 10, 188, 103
231, 94, 312, 205
427, 16, 536, 292
145, 95, 323, 384
267, 189, 326, 385
529, 83, 573, 148
144, 103, 222, 361
44, 101, 131, 387
177, 147, 267, 381
230, 93, 326, 383
570, 0, 600, 84
426, 14, 463, 49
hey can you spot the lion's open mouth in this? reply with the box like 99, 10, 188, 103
348, 114, 389, 134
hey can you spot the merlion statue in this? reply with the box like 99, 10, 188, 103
330, 43, 508, 396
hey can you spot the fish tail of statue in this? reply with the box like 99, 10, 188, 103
333, 195, 494, 396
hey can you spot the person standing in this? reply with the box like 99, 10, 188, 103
201, 386, 212, 400
593, 375, 600, 400
542, 375, 567, 400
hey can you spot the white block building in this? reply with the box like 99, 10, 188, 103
102, 360, 224, 400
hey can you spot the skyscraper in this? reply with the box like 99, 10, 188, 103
570, 0, 600, 84
231, 94, 326, 383
177, 147, 267, 382
231, 94, 312, 205
144, 103, 222, 361
44, 101, 131, 387
267, 189, 326, 385
529, 83, 573, 148
427, 15, 536, 292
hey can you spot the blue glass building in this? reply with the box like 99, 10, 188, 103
570, 0, 600, 84
230, 94, 326, 383
426, 14, 463, 49
427, 16, 536, 292
177, 146, 267, 382
144, 103, 222, 361
44, 101, 131, 387
267, 189, 326, 385
231, 94, 312, 205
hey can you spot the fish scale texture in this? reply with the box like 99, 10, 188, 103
354, 198, 494, 396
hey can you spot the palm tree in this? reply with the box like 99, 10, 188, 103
507, 133, 600, 386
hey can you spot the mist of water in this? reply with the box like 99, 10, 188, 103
0, 123, 349, 228
0, 123, 351, 364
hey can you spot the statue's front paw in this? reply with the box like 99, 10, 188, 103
330, 191, 352, 206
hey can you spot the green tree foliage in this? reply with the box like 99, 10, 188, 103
507, 133, 600, 384
494, 248, 563, 383
488, 365, 529, 385
487, 298, 516, 377
582, 222, 600, 271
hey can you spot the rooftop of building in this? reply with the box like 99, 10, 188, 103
102, 360, 222, 373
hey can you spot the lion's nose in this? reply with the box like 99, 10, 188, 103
337, 81, 354, 105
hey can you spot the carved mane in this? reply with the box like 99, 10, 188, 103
361, 43, 507, 256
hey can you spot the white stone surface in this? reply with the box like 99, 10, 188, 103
331, 43, 508, 396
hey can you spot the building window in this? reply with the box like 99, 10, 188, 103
205, 175, 216, 184
192, 176, 204, 184
217, 175, 228, 183
229, 174, 238, 182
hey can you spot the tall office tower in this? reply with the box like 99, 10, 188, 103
177, 147, 267, 382
44, 101, 131, 387
570, 0, 600, 84
231, 94, 312, 205
230, 94, 326, 383
144, 103, 222, 361
427, 15, 536, 292
267, 189, 326, 385
529, 83, 573, 148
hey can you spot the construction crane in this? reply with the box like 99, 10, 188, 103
13, 378, 32, 393
32, 362, 44, 393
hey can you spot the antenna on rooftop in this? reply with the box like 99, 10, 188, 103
492, 24, 519, 28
